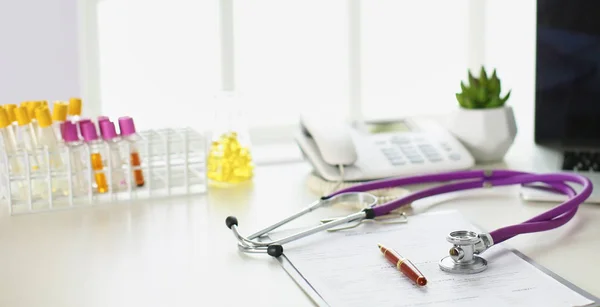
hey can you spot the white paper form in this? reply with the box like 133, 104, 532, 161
277, 211, 595, 307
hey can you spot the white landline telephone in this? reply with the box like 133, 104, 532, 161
295, 116, 475, 182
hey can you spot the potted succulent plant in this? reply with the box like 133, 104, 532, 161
447, 66, 517, 163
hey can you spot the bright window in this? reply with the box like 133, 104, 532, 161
93, 0, 483, 141
97, 0, 221, 131
361, 1, 470, 119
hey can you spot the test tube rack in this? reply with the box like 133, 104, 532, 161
0, 127, 208, 215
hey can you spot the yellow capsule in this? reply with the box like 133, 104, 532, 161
207, 132, 254, 183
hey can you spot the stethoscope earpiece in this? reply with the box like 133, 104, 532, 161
226, 216, 239, 229
267, 245, 284, 257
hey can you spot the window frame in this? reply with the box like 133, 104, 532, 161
78, 0, 486, 145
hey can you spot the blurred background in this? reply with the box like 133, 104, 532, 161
0, 0, 536, 147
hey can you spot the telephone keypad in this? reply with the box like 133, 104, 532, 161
378, 136, 460, 167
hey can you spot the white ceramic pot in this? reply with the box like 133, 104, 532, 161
447, 106, 517, 163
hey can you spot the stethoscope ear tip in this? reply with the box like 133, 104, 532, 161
226, 216, 239, 229
267, 245, 283, 257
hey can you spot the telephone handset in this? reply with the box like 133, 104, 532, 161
296, 116, 475, 182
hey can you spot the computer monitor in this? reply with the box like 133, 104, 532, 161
535, 0, 600, 148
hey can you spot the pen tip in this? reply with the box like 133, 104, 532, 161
377, 243, 382, 249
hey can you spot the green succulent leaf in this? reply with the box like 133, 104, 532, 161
489, 69, 501, 97
457, 66, 511, 109
462, 96, 474, 108
476, 86, 487, 104
501, 90, 512, 104
479, 66, 488, 88
487, 96, 502, 108
456, 93, 466, 107
460, 81, 467, 91
468, 70, 478, 87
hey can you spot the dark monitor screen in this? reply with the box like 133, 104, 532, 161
535, 0, 600, 147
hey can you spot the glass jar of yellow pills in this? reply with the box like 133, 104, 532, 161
206, 94, 254, 185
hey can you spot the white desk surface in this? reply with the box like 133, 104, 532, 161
0, 143, 599, 307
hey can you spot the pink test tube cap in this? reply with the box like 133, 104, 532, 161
78, 118, 91, 126
118, 116, 137, 136
61, 122, 80, 142
98, 116, 109, 136
81, 122, 99, 142
100, 120, 118, 140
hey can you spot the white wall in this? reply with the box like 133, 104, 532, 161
485, 0, 537, 148
0, 0, 80, 104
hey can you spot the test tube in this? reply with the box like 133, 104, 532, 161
80, 122, 108, 193
67, 97, 82, 123
61, 121, 89, 196
14, 106, 46, 197
97, 116, 109, 136
4, 104, 21, 147
52, 102, 68, 142
0, 107, 26, 198
118, 117, 145, 187
36, 107, 67, 195
77, 119, 92, 139
100, 120, 127, 190
26, 101, 41, 133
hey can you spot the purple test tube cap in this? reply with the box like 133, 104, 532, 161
118, 116, 137, 136
98, 116, 110, 136
100, 120, 118, 140
81, 122, 99, 142
61, 122, 80, 142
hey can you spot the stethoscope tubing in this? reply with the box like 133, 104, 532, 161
328, 170, 591, 245
227, 169, 592, 256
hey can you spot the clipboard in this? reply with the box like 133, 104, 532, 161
270, 211, 600, 307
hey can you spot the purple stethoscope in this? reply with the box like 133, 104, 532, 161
226, 169, 593, 274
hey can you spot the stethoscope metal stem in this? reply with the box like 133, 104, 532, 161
231, 211, 367, 252
246, 199, 324, 241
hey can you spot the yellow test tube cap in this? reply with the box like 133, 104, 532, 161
4, 104, 16, 123
52, 102, 68, 122
40, 100, 49, 108
68, 97, 82, 116
35, 107, 53, 128
15, 106, 31, 126
0, 107, 10, 128
26, 101, 41, 119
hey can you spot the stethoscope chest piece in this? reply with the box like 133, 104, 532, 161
439, 230, 493, 274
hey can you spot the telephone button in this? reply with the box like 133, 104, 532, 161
407, 156, 424, 163
390, 159, 406, 166
390, 137, 410, 144
428, 156, 443, 162
449, 153, 461, 161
